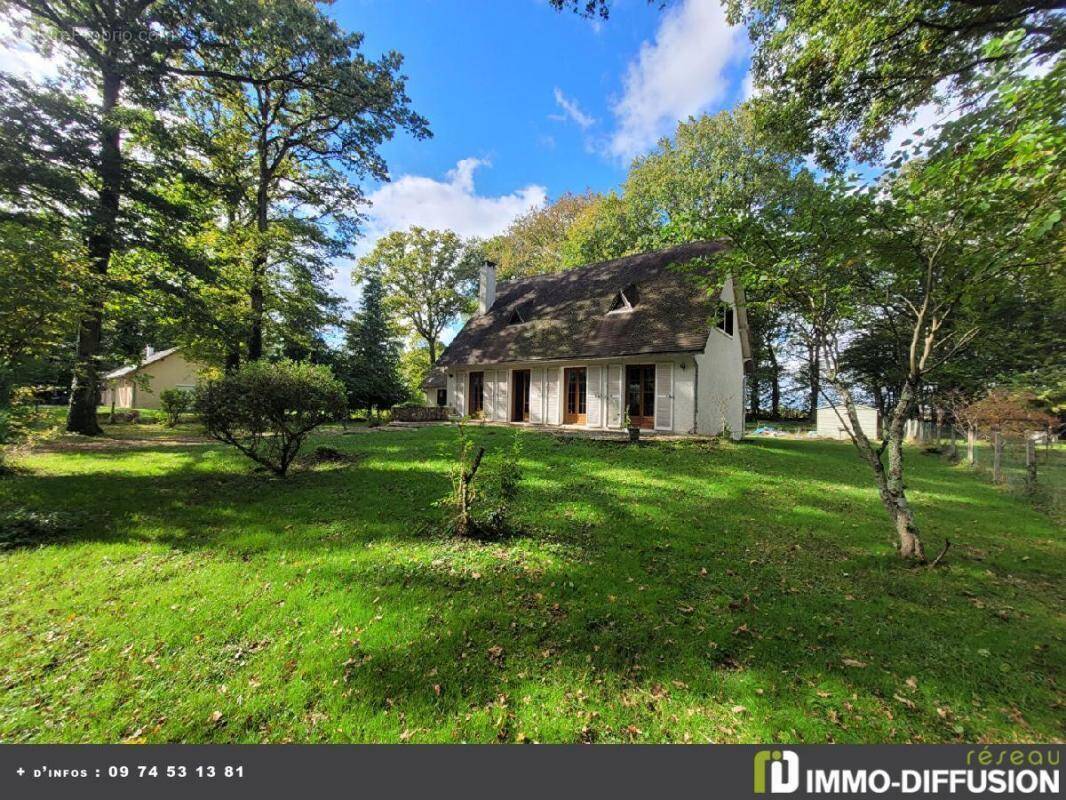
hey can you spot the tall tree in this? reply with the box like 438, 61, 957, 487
0, 0, 205, 434
357, 227, 478, 365
483, 192, 599, 279
339, 271, 407, 417
180, 0, 429, 361
0, 220, 85, 392
724, 0, 1065, 164
560, 191, 651, 267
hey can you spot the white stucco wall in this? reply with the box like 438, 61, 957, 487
694, 277, 746, 439
447, 352, 703, 434
817, 404, 879, 440
439, 277, 747, 438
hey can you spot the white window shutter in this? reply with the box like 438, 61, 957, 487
495, 371, 508, 421
587, 365, 602, 427
455, 372, 465, 416
530, 368, 545, 423
486, 370, 496, 420
546, 368, 560, 425
607, 364, 623, 428
654, 363, 673, 431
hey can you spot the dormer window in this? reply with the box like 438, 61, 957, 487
506, 307, 525, 325
715, 301, 734, 336
609, 283, 639, 314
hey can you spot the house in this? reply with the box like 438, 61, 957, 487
102, 347, 201, 410
424, 241, 752, 438
816, 403, 880, 441
422, 368, 449, 408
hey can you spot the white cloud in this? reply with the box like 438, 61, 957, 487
607, 0, 746, 160
741, 69, 757, 102
334, 158, 546, 306
552, 87, 596, 129
363, 158, 546, 241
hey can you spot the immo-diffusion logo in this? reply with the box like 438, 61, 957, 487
752, 747, 1060, 795
754, 750, 800, 794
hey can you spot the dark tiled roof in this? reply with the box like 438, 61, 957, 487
437, 240, 729, 367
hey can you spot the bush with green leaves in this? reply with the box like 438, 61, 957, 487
438, 425, 524, 538
195, 360, 347, 477
498, 432, 523, 502
159, 388, 193, 427
0, 387, 41, 473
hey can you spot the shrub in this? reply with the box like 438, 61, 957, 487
437, 425, 523, 539
498, 432, 522, 502
195, 360, 347, 476
159, 389, 192, 427
0, 387, 41, 473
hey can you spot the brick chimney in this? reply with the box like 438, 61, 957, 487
478, 260, 497, 314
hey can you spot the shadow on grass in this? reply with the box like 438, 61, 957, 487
1, 429, 1063, 742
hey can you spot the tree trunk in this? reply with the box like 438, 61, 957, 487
248, 122, 271, 361
882, 381, 926, 561
248, 176, 269, 361
427, 338, 438, 366
224, 349, 241, 373
871, 384, 885, 421
967, 427, 976, 466
749, 360, 760, 419
68, 71, 123, 436
807, 341, 820, 421
831, 374, 928, 562
767, 342, 780, 418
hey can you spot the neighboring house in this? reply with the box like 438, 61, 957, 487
816, 403, 880, 441
422, 368, 449, 408
426, 241, 752, 438
102, 347, 201, 410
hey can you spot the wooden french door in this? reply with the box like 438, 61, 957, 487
626, 365, 655, 429
468, 371, 484, 416
511, 370, 531, 421
563, 367, 587, 424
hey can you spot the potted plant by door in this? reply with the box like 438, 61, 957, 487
624, 411, 640, 443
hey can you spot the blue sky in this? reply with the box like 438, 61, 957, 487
326, 0, 754, 303
0, 0, 756, 308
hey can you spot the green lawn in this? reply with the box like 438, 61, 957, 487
0, 424, 1062, 743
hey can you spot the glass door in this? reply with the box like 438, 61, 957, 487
625, 365, 655, 429
563, 367, 587, 424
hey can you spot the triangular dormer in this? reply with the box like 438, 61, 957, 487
609, 283, 639, 313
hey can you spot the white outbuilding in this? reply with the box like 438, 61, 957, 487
816, 403, 880, 441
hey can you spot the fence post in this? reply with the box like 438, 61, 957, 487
992, 432, 1003, 484
1026, 438, 1037, 494
967, 428, 976, 466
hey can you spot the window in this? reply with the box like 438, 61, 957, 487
626, 365, 656, 428
563, 367, 587, 424
468, 372, 484, 416
715, 302, 734, 336
511, 370, 531, 421
609, 283, 639, 313
436, 388, 447, 407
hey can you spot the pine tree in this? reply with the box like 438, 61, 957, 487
341, 272, 408, 418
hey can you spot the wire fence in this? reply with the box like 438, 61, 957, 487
916, 426, 1066, 522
